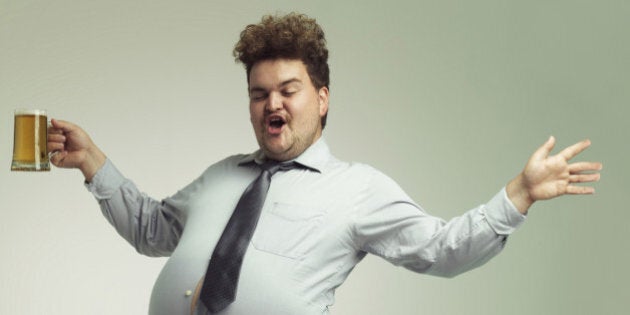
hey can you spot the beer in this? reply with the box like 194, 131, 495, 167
11, 109, 50, 171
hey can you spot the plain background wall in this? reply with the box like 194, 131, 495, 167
1, 0, 628, 314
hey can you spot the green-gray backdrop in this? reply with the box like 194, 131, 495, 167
1, 0, 627, 314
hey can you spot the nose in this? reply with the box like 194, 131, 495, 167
265, 92, 283, 112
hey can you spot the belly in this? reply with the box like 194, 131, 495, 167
148, 246, 208, 315
147, 243, 326, 315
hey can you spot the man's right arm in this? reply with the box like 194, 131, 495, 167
48, 119, 185, 256
86, 159, 184, 256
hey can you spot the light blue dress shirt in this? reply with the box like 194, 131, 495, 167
86, 138, 525, 314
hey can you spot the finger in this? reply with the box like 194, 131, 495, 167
559, 139, 591, 161
49, 150, 68, 167
47, 132, 66, 153
569, 161, 603, 173
50, 119, 77, 134
48, 142, 65, 153
569, 173, 601, 183
532, 136, 556, 160
48, 125, 64, 135
47, 133, 66, 143
566, 185, 595, 195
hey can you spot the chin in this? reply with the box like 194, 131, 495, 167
262, 144, 289, 160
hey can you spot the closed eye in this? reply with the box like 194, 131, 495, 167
282, 90, 297, 97
250, 92, 268, 101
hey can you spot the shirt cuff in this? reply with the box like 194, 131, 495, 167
484, 187, 527, 235
84, 158, 126, 200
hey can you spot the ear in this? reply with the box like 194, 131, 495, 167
318, 86, 329, 117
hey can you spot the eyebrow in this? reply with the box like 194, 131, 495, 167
249, 78, 303, 93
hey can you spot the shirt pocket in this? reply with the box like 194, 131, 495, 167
252, 202, 324, 259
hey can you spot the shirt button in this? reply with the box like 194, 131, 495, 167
185, 290, 193, 297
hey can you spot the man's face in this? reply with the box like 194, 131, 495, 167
248, 59, 329, 161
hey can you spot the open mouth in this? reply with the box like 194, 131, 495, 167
270, 117, 285, 128
267, 116, 286, 134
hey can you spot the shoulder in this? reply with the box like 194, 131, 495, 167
345, 161, 397, 184
197, 153, 254, 178
178, 153, 253, 191
340, 162, 417, 207
207, 153, 250, 169
324, 159, 404, 195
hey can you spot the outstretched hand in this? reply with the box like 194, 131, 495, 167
48, 119, 106, 181
506, 136, 602, 214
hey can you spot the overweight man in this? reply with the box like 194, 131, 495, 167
47, 12, 602, 315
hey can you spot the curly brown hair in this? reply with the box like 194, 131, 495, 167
234, 12, 330, 127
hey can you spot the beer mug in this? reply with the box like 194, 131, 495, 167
11, 109, 50, 171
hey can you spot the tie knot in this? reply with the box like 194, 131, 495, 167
261, 161, 299, 176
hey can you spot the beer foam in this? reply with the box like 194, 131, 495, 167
15, 109, 47, 116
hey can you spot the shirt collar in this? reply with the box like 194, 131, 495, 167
237, 137, 332, 173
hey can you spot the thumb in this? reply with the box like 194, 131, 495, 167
531, 136, 556, 161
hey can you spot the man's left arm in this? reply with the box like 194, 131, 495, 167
353, 137, 601, 278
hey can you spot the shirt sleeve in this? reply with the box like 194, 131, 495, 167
85, 159, 186, 257
352, 168, 526, 278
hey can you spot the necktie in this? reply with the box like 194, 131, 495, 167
200, 161, 298, 313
